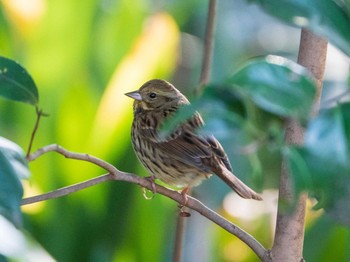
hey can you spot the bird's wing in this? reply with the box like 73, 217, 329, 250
160, 114, 233, 173
138, 112, 233, 173
158, 132, 232, 172
138, 113, 262, 200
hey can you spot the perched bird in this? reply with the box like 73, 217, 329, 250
125, 79, 262, 201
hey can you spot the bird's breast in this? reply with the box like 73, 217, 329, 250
131, 120, 210, 188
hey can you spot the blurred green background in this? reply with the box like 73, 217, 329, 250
0, 0, 349, 261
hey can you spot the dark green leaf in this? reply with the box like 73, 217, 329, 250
305, 103, 350, 168
0, 137, 29, 226
250, 0, 350, 56
230, 56, 316, 120
0, 255, 7, 262
285, 145, 350, 211
160, 103, 197, 137
283, 146, 313, 192
325, 184, 350, 226
304, 215, 350, 261
0, 56, 38, 105
285, 103, 350, 223
304, 103, 350, 215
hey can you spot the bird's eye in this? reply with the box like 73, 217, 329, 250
149, 92, 157, 99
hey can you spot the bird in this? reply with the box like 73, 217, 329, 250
125, 79, 262, 202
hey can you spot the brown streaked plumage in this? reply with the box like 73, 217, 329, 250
125, 79, 262, 200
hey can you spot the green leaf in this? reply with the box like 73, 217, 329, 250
0, 137, 29, 226
285, 103, 350, 222
304, 215, 350, 261
250, 0, 350, 56
284, 146, 314, 192
160, 103, 197, 137
325, 184, 350, 226
0, 56, 38, 105
230, 55, 316, 120
285, 145, 349, 211
304, 103, 350, 212
305, 103, 350, 168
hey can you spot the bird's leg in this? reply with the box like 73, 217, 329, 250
143, 175, 157, 200
179, 187, 191, 217
146, 175, 157, 194
180, 187, 190, 206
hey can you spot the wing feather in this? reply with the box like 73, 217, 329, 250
139, 113, 232, 174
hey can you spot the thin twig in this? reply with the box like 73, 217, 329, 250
198, 0, 217, 91
27, 144, 118, 174
24, 144, 268, 260
22, 173, 113, 205
26, 107, 43, 158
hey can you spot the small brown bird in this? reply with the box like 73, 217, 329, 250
125, 79, 262, 201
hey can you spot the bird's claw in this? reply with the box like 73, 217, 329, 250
178, 187, 191, 217
142, 176, 157, 200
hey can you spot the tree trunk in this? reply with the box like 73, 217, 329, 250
270, 29, 328, 261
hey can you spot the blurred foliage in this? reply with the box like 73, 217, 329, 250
0, 0, 350, 262
250, 0, 350, 56
0, 137, 27, 227
230, 55, 316, 120
286, 103, 350, 222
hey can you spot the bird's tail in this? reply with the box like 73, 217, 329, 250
218, 167, 262, 201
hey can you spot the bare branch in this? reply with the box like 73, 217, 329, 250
198, 0, 217, 90
26, 107, 43, 158
27, 144, 119, 174
22, 173, 114, 205
173, 206, 189, 262
271, 29, 328, 261
24, 144, 268, 260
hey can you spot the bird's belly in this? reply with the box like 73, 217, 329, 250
133, 139, 210, 188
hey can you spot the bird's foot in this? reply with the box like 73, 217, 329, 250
178, 187, 191, 217
142, 175, 157, 200
180, 187, 190, 206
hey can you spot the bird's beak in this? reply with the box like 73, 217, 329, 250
125, 91, 142, 101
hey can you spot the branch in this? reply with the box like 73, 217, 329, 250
26, 107, 44, 158
24, 144, 268, 261
172, 210, 187, 262
22, 173, 113, 205
198, 0, 217, 90
271, 29, 328, 261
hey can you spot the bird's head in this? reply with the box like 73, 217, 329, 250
125, 79, 189, 111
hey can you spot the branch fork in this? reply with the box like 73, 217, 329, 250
23, 144, 269, 261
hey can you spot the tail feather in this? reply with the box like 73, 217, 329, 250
217, 166, 262, 201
